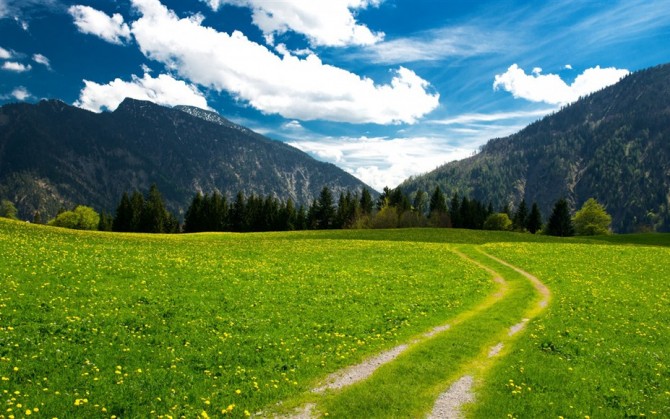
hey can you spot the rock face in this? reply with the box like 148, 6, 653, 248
400, 63, 670, 232
0, 98, 372, 219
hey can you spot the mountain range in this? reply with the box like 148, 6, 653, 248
0, 98, 372, 220
401, 63, 670, 233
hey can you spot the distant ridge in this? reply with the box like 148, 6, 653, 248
400, 63, 670, 232
0, 98, 373, 220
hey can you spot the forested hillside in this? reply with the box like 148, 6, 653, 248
400, 63, 670, 232
0, 98, 372, 220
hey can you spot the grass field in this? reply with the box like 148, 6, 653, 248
1, 218, 669, 418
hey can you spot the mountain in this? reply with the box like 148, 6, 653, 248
0, 98, 373, 220
400, 63, 670, 233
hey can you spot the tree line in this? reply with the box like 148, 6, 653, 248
1, 184, 611, 236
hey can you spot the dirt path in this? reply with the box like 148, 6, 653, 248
426, 248, 551, 419
482, 251, 551, 307
270, 246, 550, 418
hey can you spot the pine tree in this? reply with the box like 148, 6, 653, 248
113, 192, 133, 232
140, 184, 167, 233
429, 186, 447, 217
230, 191, 246, 232
98, 211, 114, 231
449, 193, 461, 228
184, 192, 204, 233
546, 198, 574, 237
209, 192, 228, 231
315, 186, 335, 229
513, 199, 528, 231
130, 191, 145, 232
280, 199, 297, 230
376, 186, 391, 210
413, 189, 428, 215
360, 188, 374, 215
526, 203, 543, 234
295, 205, 308, 230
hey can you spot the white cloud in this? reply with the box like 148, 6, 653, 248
0, 0, 7, 18
0, 46, 11, 59
32, 53, 51, 69
206, 0, 383, 47
282, 120, 304, 131
11, 86, 31, 100
68, 5, 132, 45
130, 0, 438, 124
430, 108, 556, 125
493, 64, 629, 105
359, 25, 508, 64
288, 136, 472, 190
15, 16, 28, 30
2, 61, 31, 72
532, 67, 542, 75
564, 64, 573, 70
74, 72, 210, 112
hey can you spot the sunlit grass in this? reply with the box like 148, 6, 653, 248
472, 242, 670, 418
0, 219, 492, 417
2, 219, 669, 417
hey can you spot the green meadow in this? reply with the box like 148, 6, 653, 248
0, 218, 668, 418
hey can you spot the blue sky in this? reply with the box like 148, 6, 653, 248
1, 0, 669, 190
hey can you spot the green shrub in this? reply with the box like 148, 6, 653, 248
49, 205, 100, 230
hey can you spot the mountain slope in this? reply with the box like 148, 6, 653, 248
400, 63, 670, 232
0, 98, 372, 220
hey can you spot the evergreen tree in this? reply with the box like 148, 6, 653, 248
279, 199, 297, 230
360, 188, 374, 215
130, 191, 145, 232
230, 191, 246, 232
460, 196, 473, 229
184, 192, 204, 233
113, 192, 134, 232
513, 199, 528, 231
295, 205, 308, 230
449, 193, 461, 228
526, 203, 543, 234
413, 189, 428, 215
546, 198, 574, 237
140, 184, 168, 233
376, 186, 391, 210
389, 188, 411, 213
429, 186, 447, 217
98, 211, 114, 231
314, 186, 335, 229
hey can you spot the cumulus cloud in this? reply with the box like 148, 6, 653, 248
2, 61, 31, 72
11, 86, 31, 100
130, 0, 437, 124
0, 46, 11, 59
282, 120, 304, 131
493, 64, 629, 105
288, 136, 472, 190
205, 0, 383, 47
68, 5, 132, 45
74, 72, 210, 112
32, 53, 51, 69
